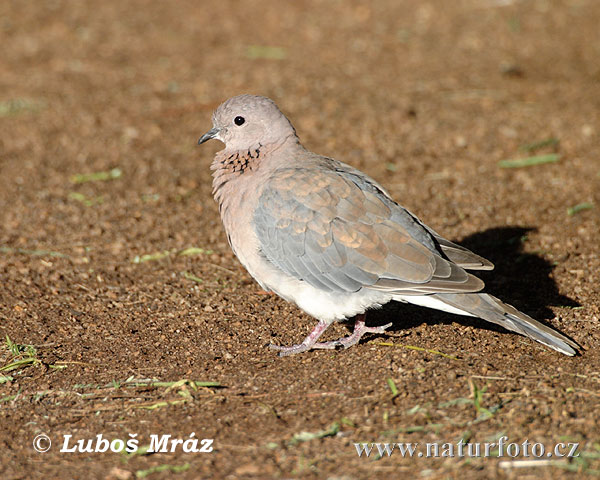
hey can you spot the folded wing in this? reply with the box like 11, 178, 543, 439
253, 162, 487, 295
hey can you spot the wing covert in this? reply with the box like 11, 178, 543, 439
253, 164, 484, 294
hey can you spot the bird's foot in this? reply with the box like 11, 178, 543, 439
269, 319, 332, 357
269, 315, 393, 356
313, 317, 393, 350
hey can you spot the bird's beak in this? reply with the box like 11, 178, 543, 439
198, 127, 221, 145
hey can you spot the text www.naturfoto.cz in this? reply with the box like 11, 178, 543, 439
354, 437, 579, 459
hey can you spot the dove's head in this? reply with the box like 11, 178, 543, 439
198, 95, 297, 151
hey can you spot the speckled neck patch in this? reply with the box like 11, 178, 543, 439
218, 144, 263, 175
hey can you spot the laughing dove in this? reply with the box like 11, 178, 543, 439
198, 94, 578, 357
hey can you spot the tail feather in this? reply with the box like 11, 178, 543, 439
435, 293, 579, 356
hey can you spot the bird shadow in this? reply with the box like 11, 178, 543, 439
366, 226, 579, 336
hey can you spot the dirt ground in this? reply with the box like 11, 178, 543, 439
1, 0, 599, 478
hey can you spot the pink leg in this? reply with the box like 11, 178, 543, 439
269, 314, 393, 357
269, 319, 333, 356
313, 314, 392, 350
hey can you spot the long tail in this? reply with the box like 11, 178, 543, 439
434, 293, 579, 356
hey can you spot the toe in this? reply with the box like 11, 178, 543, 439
365, 322, 393, 334
311, 340, 342, 350
269, 343, 312, 356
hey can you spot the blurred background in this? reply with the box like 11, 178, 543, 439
1, 0, 598, 244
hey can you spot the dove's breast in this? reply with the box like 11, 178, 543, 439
210, 150, 393, 322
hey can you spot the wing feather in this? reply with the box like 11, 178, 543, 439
253, 162, 486, 295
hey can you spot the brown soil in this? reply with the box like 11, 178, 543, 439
1, 0, 599, 479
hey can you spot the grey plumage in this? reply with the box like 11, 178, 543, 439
198, 94, 579, 357
254, 163, 484, 294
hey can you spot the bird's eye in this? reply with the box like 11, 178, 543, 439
234, 116, 245, 126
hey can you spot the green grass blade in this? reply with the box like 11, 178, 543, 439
567, 202, 593, 216
70, 168, 122, 184
178, 247, 213, 256
498, 153, 561, 168
519, 137, 559, 152
386, 378, 399, 398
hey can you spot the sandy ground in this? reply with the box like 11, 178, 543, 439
1, 0, 599, 478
